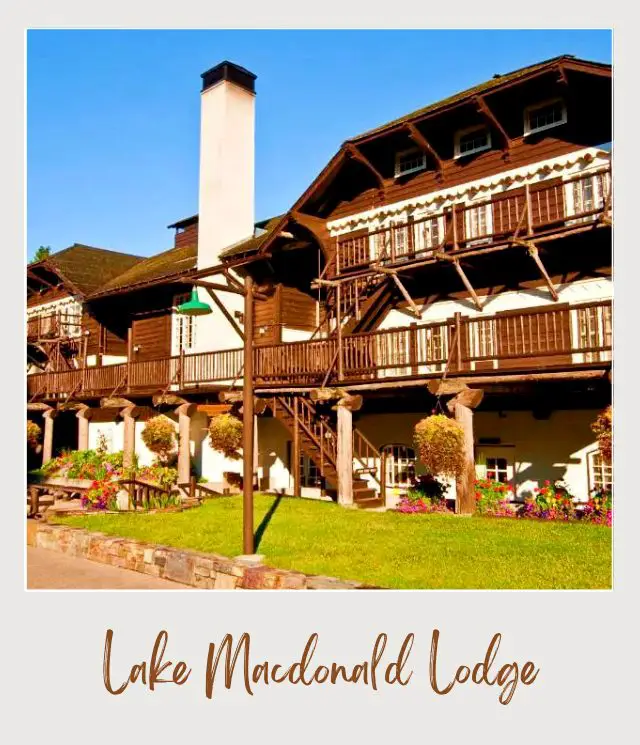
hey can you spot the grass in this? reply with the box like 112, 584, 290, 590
53, 494, 612, 589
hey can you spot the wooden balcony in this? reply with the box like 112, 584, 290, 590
27, 300, 611, 402
334, 167, 612, 274
27, 312, 82, 342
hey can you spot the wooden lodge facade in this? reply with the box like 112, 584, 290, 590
27, 55, 613, 510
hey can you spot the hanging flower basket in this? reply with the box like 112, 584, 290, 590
140, 415, 176, 464
27, 420, 42, 450
414, 414, 466, 478
208, 414, 243, 460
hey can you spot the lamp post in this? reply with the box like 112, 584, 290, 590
242, 276, 255, 555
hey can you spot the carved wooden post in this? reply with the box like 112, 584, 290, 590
76, 406, 91, 451
41, 408, 56, 465
409, 322, 418, 375
175, 403, 196, 486
122, 406, 136, 471
336, 399, 354, 506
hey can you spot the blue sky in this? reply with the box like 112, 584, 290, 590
27, 29, 611, 261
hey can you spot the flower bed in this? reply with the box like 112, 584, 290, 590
396, 474, 452, 514
35, 449, 183, 512
474, 479, 516, 516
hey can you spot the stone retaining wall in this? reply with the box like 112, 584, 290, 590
30, 523, 375, 590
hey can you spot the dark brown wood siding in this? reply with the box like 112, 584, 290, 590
131, 312, 172, 360
327, 137, 583, 221
279, 286, 317, 331
175, 223, 198, 249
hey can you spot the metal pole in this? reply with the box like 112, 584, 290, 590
243, 276, 255, 555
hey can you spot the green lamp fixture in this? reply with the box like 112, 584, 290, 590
177, 287, 212, 316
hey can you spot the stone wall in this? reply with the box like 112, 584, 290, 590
31, 523, 374, 590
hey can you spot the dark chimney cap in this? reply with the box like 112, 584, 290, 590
201, 61, 257, 94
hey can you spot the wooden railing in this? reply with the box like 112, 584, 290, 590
27, 300, 612, 400
335, 167, 612, 273
27, 312, 82, 341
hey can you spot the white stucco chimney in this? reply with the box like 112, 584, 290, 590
197, 61, 256, 269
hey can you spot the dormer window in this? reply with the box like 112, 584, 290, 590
395, 147, 427, 178
524, 98, 567, 136
454, 126, 492, 158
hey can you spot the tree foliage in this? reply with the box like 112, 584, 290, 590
591, 405, 612, 464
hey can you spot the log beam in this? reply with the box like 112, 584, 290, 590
336, 401, 354, 506
42, 408, 57, 465
453, 402, 476, 515
517, 241, 559, 301
475, 95, 510, 156
100, 397, 134, 409
152, 393, 189, 407
344, 143, 385, 190
405, 122, 444, 179
446, 388, 484, 411
204, 287, 245, 341
372, 264, 421, 318
451, 259, 483, 311
175, 403, 197, 486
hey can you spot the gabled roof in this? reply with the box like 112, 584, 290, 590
350, 55, 611, 143
291, 55, 611, 214
94, 242, 199, 296
89, 216, 285, 297
28, 243, 143, 297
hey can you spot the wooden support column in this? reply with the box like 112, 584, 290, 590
41, 408, 56, 465
175, 403, 196, 486
336, 399, 354, 506
242, 275, 255, 555
453, 402, 476, 515
122, 406, 136, 471
292, 397, 301, 497
76, 406, 91, 451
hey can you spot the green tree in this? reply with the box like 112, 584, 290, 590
31, 245, 51, 263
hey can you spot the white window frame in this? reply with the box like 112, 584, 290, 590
524, 97, 567, 136
172, 292, 197, 355
564, 170, 611, 225
381, 444, 417, 489
476, 447, 515, 488
587, 450, 612, 494
394, 147, 427, 178
454, 125, 492, 159
464, 199, 493, 245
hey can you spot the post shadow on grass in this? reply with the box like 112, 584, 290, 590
254, 494, 283, 551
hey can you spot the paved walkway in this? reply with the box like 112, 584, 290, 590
27, 547, 192, 590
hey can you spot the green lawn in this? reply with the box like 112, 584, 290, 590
53, 494, 612, 589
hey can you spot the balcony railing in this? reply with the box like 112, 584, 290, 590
27, 300, 611, 401
27, 312, 82, 342
335, 167, 612, 273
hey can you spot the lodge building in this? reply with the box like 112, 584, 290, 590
27, 55, 612, 511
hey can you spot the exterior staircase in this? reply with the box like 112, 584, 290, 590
270, 394, 384, 509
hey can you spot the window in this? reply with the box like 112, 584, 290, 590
566, 171, 610, 224
473, 319, 497, 359
382, 444, 416, 488
524, 98, 567, 136
395, 148, 427, 178
577, 304, 612, 362
588, 450, 612, 494
173, 293, 196, 353
454, 126, 491, 158
464, 201, 493, 244
486, 456, 510, 483
420, 215, 441, 251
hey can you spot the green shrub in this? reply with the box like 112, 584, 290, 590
414, 415, 466, 478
